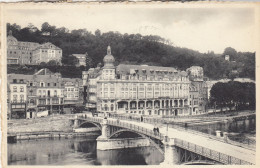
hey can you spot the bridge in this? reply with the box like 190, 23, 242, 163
72, 115, 255, 165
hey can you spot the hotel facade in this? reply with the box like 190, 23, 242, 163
83, 46, 207, 116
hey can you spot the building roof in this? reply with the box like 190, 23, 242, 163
72, 54, 86, 59
116, 64, 187, 77
35, 42, 61, 50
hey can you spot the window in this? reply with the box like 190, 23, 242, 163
13, 95, 17, 102
20, 95, 24, 102
54, 90, 57, 96
13, 86, 17, 92
47, 83, 50, 87
54, 83, 57, 86
20, 86, 24, 92
41, 82, 44, 87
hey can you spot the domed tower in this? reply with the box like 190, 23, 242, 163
103, 46, 115, 69
7, 30, 18, 46
102, 46, 115, 80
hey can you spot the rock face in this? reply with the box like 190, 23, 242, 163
8, 115, 73, 133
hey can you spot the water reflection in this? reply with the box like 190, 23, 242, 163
8, 136, 164, 165
188, 118, 256, 135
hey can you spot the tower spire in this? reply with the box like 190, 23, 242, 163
107, 45, 111, 55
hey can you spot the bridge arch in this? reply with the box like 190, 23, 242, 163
108, 128, 164, 154
78, 121, 102, 130
109, 128, 144, 139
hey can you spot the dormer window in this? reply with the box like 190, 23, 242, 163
142, 69, 146, 73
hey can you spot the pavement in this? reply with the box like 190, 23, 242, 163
106, 117, 256, 164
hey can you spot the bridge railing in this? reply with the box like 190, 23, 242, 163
143, 117, 255, 150
174, 138, 253, 165
76, 115, 164, 140
106, 120, 164, 140
108, 114, 255, 150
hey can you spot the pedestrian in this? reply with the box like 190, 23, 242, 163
141, 116, 143, 122
153, 127, 156, 135
157, 127, 160, 134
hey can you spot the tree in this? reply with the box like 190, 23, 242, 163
41, 22, 56, 36
39, 62, 47, 67
210, 81, 255, 111
47, 60, 59, 66
223, 47, 237, 61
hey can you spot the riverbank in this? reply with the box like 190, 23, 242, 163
8, 114, 74, 134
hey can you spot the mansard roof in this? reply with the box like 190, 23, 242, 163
116, 64, 187, 77
35, 42, 61, 50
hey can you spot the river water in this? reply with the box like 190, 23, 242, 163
8, 118, 255, 165
8, 135, 164, 165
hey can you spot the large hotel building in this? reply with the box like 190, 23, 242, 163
83, 46, 207, 116
7, 31, 62, 65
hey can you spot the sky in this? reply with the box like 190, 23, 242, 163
4, 6, 256, 54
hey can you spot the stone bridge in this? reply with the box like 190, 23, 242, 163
73, 115, 255, 165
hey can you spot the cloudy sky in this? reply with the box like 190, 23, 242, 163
4, 5, 256, 53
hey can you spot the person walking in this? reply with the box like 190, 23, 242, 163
141, 116, 143, 122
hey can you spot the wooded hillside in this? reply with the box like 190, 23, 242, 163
7, 23, 255, 80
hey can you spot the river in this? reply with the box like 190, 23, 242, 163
8, 135, 164, 165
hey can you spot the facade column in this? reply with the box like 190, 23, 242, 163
144, 100, 147, 116
160, 99, 162, 109
161, 137, 179, 165
128, 101, 130, 110
182, 99, 184, 107
137, 100, 139, 110
152, 100, 155, 109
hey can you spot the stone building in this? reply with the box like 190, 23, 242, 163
83, 46, 198, 116
7, 31, 62, 65
7, 69, 82, 119
7, 79, 27, 119
186, 66, 208, 114
33, 42, 62, 64
71, 53, 87, 67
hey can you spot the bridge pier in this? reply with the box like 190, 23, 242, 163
74, 115, 79, 128
160, 137, 179, 165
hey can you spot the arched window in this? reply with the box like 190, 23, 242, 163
111, 104, 114, 111
104, 104, 108, 111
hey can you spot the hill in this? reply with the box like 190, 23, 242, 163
7, 22, 255, 80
